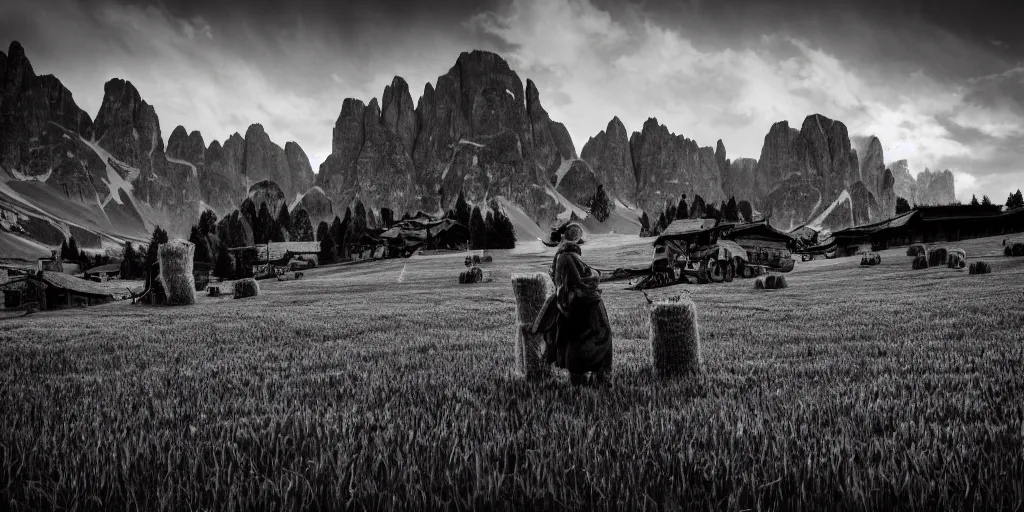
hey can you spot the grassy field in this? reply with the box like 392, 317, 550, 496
1, 234, 1023, 510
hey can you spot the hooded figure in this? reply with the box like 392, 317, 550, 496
531, 224, 613, 385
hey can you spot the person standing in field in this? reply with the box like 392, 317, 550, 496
531, 224, 614, 386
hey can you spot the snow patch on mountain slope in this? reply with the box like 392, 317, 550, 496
165, 154, 198, 178
80, 137, 134, 206
807, 189, 851, 230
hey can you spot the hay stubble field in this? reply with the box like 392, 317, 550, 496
2, 235, 1023, 510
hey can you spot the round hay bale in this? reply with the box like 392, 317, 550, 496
464, 256, 472, 267
912, 255, 928, 270
232, 278, 260, 299
754, 276, 765, 289
510, 273, 554, 381
207, 286, 221, 297
764, 274, 778, 289
969, 261, 992, 275
470, 267, 483, 283
472, 255, 481, 264
773, 275, 788, 289
1006, 245, 1014, 257
1013, 243, 1024, 257
860, 253, 880, 266
158, 239, 196, 306
928, 247, 948, 267
649, 297, 702, 378
482, 255, 493, 263
907, 244, 927, 257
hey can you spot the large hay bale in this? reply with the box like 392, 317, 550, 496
464, 256, 472, 267
158, 239, 196, 306
754, 276, 765, 289
472, 255, 481, 264
1006, 245, 1013, 257
969, 261, 992, 275
649, 297, 702, 378
1013, 243, 1024, 257
510, 273, 554, 381
907, 244, 927, 257
233, 278, 260, 299
928, 247, 948, 267
946, 249, 967, 269
912, 255, 928, 270
459, 267, 484, 284
773, 275, 788, 289
482, 255, 493, 263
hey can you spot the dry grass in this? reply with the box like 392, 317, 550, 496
1, 235, 1023, 510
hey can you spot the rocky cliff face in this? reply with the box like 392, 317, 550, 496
757, 114, 867, 230
580, 116, 635, 206
0, 41, 105, 202
916, 168, 956, 206
722, 157, 758, 204
878, 168, 896, 218
555, 160, 599, 206
884, 160, 956, 206
247, 179, 286, 215
526, 78, 576, 178
630, 118, 725, 215
888, 160, 917, 204
852, 135, 885, 198
292, 186, 334, 226
318, 51, 567, 229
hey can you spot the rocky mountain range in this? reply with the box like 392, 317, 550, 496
0, 39, 958, 259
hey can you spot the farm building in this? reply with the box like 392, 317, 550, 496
228, 241, 320, 278
830, 205, 1024, 253
83, 263, 122, 282
652, 218, 796, 273
36, 251, 63, 273
1, 271, 120, 310
379, 217, 470, 257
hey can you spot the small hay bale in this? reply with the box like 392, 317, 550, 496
764, 274, 778, 289
471, 267, 483, 283
754, 276, 765, 289
649, 297, 702, 378
1013, 243, 1024, 257
1006, 245, 1013, 257
482, 255, 493, 263
907, 244, 927, 257
207, 286, 221, 297
458, 271, 468, 284
510, 273, 554, 381
464, 256, 472, 267
472, 255, 481, 264
860, 253, 881, 266
158, 239, 196, 306
773, 275, 788, 289
947, 249, 967, 269
295, 272, 303, 280
233, 278, 260, 299
912, 255, 928, 270
969, 261, 992, 275
928, 247, 948, 267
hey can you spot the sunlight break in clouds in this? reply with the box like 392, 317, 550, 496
468, 0, 1023, 202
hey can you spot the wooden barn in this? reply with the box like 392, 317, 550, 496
229, 242, 321, 278
83, 263, 122, 282
379, 217, 470, 257
1, 271, 119, 310
829, 205, 1024, 253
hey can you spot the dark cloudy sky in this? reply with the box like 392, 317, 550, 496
3, 0, 1022, 202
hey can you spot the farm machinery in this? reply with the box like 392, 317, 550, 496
604, 218, 797, 290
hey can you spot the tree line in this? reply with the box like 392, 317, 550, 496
638, 194, 752, 237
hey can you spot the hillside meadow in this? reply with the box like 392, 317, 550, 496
1, 234, 1023, 510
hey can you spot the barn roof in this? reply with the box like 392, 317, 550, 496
38, 271, 115, 297
84, 263, 122, 274
653, 218, 719, 245
833, 210, 918, 237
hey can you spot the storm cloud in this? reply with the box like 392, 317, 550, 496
2, 0, 1021, 202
